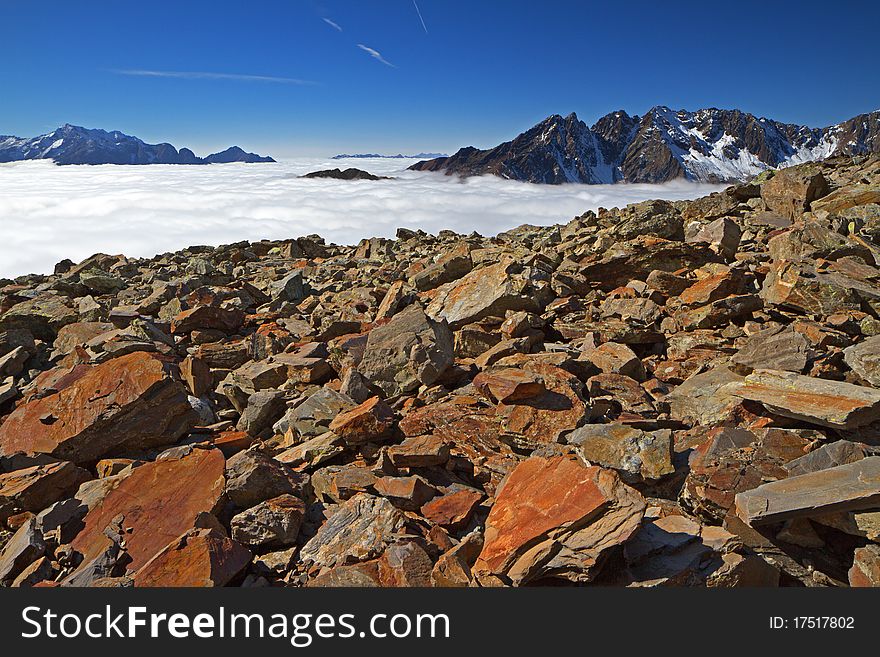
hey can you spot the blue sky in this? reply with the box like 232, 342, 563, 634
2, 0, 879, 157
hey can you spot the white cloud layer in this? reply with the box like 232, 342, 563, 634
0, 158, 726, 279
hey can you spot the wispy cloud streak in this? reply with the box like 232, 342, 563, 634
112, 69, 317, 85
356, 44, 397, 68
322, 17, 342, 32
413, 1, 428, 33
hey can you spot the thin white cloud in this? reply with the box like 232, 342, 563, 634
356, 44, 397, 68
322, 17, 342, 32
113, 69, 317, 85
413, 0, 428, 33
0, 158, 725, 278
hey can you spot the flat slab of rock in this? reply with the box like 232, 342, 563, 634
133, 527, 251, 587
425, 259, 543, 329
69, 448, 226, 575
734, 456, 880, 526
0, 351, 197, 463
474, 456, 645, 585
0, 461, 90, 520
732, 326, 809, 373
735, 369, 880, 429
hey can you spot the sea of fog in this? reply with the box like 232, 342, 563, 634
0, 157, 727, 279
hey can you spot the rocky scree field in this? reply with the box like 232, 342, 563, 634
1, 154, 880, 587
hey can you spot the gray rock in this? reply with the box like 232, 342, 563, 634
0, 517, 46, 584
732, 325, 810, 373
299, 493, 406, 568
359, 304, 453, 396
735, 456, 880, 525
236, 390, 287, 436
225, 451, 304, 511
844, 335, 880, 387
230, 494, 305, 548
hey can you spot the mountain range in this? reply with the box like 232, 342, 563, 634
332, 152, 448, 159
409, 107, 880, 184
0, 124, 275, 165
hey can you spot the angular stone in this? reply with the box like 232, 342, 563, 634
328, 396, 395, 444
495, 362, 588, 445
299, 494, 406, 569
359, 304, 454, 396
664, 367, 744, 426
472, 368, 546, 403
580, 237, 720, 291
236, 390, 287, 436
377, 540, 434, 587
133, 528, 251, 587
761, 169, 829, 220
762, 261, 861, 315
69, 448, 226, 574
285, 388, 355, 439
736, 369, 880, 429
735, 456, 880, 525
689, 217, 742, 259
681, 427, 817, 523
12, 555, 56, 587
474, 456, 645, 585
732, 325, 810, 373
432, 531, 483, 587
844, 335, 880, 387
224, 450, 303, 511
0, 461, 91, 520
373, 475, 437, 511
386, 435, 451, 468
311, 465, 377, 503
0, 293, 78, 341
274, 352, 334, 384
849, 545, 880, 587
0, 351, 198, 463
170, 305, 245, 335
0, 517, 46, 584
230, 494, 305, 548
275, 433, 344, 470
426, 259, 544, 329
565, 424, 674, 482
180, 355, 212, 397
584, 342, 646, 381
784, 440, 878, 477
624, 514, 778, 587
410, 241, 474, 292
421, 489, 482, 530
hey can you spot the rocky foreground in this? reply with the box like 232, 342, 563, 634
1, 155, 880, 587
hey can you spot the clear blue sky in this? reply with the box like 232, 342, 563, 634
2, 0, 878, 157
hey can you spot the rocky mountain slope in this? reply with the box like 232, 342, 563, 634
410, 107, 880, 184
0, 124, 275, 165
2, 154, 880, 587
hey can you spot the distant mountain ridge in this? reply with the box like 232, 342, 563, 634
409, 107, 880, 184
332, 152, 448, 159
0, 124, 275, 165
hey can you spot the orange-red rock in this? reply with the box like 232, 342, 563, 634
133, 527, 251, 587
0, 461, 91, 519
170, 305, 245, 335
69, 448, 226, 575
474, 456, 645, 585
328, 396, 395, 444
473, 368, 546, 403
420, 489, 482, 530
0, 351, 198, 463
